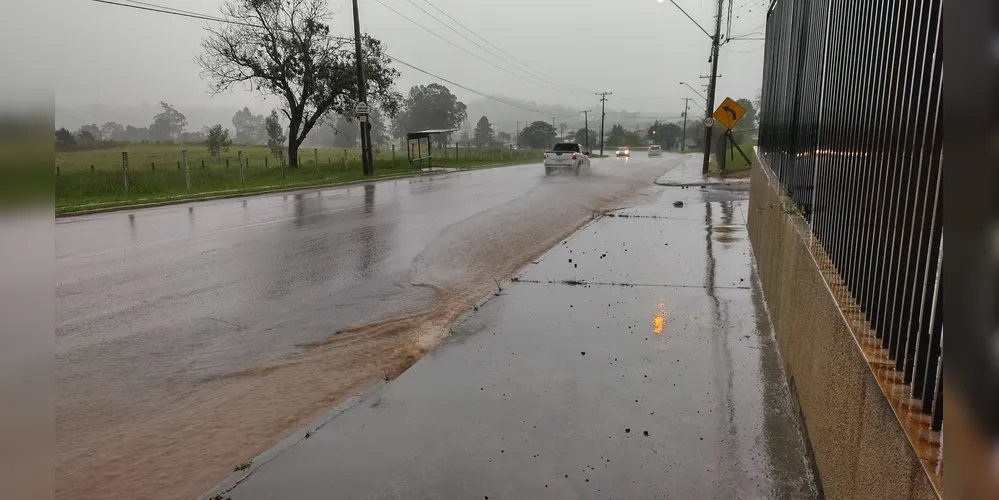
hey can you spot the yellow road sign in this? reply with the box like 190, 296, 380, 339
712, 97, 746, 130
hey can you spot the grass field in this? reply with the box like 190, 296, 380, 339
710, 139, 757, 178
56, 143, 543, 213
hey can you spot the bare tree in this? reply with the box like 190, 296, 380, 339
197, 0, 401, 167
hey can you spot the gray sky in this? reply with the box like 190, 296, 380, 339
56, 0, 767, 126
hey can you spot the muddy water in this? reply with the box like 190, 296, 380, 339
56, 157, 681, 499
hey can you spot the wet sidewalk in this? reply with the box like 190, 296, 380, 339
211, 156, 820, 500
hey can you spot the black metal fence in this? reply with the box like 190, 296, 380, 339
757, 0, 943, 433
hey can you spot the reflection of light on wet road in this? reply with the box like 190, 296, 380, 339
653, 302, 666, 334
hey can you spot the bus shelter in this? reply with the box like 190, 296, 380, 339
406, 129, 457, 167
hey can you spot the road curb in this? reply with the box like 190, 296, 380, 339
57, 160, 538, 218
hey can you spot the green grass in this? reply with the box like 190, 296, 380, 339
55, 143, 542, 213
711, 139, 757, 178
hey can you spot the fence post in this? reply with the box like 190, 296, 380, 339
151, 162, 155, 172
314, 148, 319, 176
90, 164, 95, 173
182, 149, 191, 191
201, 159, 205, 170
265, 156, 269, 169
279, 150, 286, 179
237, 150, 245, 187
343, 149, 348, 172
177, 161, 181, 171
226, 158, 230, 171
56, 166, 60, 176
392, 144, 396, 169
121, 152, 130, 193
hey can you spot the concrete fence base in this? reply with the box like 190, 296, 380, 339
746, 151, 940, 500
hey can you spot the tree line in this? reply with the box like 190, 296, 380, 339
57, 0, 760, 163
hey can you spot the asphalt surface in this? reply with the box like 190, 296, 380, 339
56, 153, 687, 499
214, 158, 820, 500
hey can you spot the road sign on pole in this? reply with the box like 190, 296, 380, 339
703, 117, 715, 128
711, 97, 746, 130
356, 102, 370, 116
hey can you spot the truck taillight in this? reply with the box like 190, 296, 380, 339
543, 153, 547, 159
572, 152, 577, 159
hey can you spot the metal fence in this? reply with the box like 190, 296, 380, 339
757, 0, 943, 434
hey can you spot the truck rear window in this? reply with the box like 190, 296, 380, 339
553, 143, 580, 152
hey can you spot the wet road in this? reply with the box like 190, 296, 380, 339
56, 153, 684, 499
217, 158, 820, 500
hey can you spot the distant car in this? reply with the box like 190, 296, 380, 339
544, 142, 591, 176
648, 145, 663, 157
616, 147, 631, 158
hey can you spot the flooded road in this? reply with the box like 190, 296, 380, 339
218, 157, 820, 499
56, 154, 683, 499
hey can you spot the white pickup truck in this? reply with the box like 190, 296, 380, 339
543, 142, 591, 175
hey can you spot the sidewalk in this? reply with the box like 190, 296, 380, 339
207, 156, 820, 500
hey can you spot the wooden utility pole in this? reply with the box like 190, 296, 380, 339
595, 92, 612, 155
581, 110, 591, 153
702, 0, 726, 173
121, 152, 130, 193
182, 149, 190, 191
237, 150, 245, 187
352, 0, 373, 176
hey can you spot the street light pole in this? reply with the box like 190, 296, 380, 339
679, 81, 707, 101
681, 98, 691, 151
581, 110, 591, 153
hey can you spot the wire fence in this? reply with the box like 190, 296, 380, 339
55, 143, 542, 210
757, 0, 943, 441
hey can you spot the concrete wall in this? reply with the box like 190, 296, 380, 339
746, 159, 939, 500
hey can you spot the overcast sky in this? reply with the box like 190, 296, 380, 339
56, 0, 768, 122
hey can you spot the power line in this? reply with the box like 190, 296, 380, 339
722, 43, 765, 53
91, 0, 352, 40
419, 0, 592, 94
92, 0, 236, 24
614, 95, 673, 102
387, 55, 577, 118
400, 0, 586, 94
89, 0, 578, 118
662, 0, 713, 38
731, 0, 768, 16
370, 0, 583, 95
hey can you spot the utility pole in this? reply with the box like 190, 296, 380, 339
681, 98, 692, 151
702, 0, 725, 174
595, 92, 612, 155
581, 110, 591, 153
551, 117, 556, 148
352, 0, 373, 176
516, 121, 520, 147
